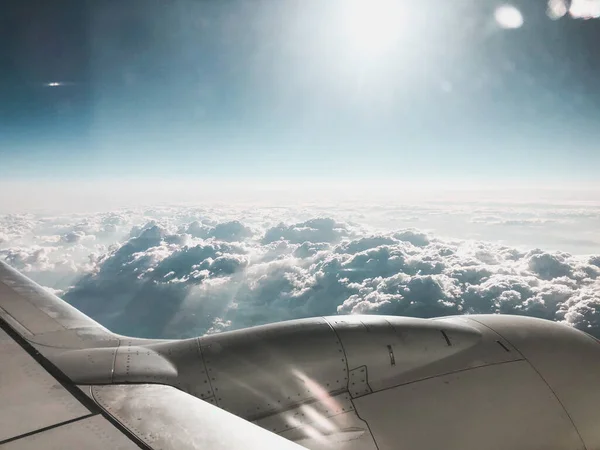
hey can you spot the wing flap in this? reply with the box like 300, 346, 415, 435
0, 326, 92, 442
90, 384, 305, 450
1, 415, 139, 450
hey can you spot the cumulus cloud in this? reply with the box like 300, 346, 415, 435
2, 206, 600, 340
527, 252, 573, 280
178, 220, 253, 242
61, 230, 94, 244
262, 218, 351, 244
1, 246, 52, 271
57, 218, 600, 339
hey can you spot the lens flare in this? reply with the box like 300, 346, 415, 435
494, 5, 524, 29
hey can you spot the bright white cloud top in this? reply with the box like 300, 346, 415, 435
1, 203, 599, 339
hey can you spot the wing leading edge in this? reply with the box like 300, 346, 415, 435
0, 259, 118, 349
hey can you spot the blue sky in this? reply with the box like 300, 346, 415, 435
2, 0, 600, 182
2, 1, 600, 342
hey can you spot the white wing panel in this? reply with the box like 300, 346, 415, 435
91, 384, 305, 450
0, 260, 118, 355
0, 260, 107, 334
0, 327, 90, 442
1, 415, 138, 450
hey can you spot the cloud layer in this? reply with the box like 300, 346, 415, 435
1, 206, 600, 339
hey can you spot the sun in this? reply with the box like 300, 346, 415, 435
340, 0, 406, 57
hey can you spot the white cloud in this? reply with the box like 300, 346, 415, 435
1, 246, 52, 271
1, 204, 600, 340
262, 218, 352, 244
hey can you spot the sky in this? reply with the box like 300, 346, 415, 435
2, 0, 600, 182
1, 1, 600, 340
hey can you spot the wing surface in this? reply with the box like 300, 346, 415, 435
0, 260, 303, 449
0, 260, 119, 350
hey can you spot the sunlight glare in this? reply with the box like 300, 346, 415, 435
547, 0, 568, 19
341, 0, 406, 56
301, 405, 337, 433
569, 0, 600, 18
292, 369, 341, 413
494, 5, 524, 29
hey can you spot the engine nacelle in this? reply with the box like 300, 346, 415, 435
51, 314, 600, 450
195, 315, 600, 450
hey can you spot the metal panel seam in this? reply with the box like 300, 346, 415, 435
0, 312, 148, 450
0, 413, 98, 446
196, 337, 217, 403
322, 316, 381, 449
90, 386, 153, 450
322, 316, 351, 391
0, 313, 99, 415
0, 280, 65, 332
350, 365, 374, 399
111, 339, 121, 383
468, 317, 588, 450
0, 303, 34, 336
349, 396, 381, 450
361, 359, 524, 397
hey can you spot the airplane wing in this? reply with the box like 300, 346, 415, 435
0, 260, 304, 449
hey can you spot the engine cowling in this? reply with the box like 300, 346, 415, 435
51, 314, 600, 450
